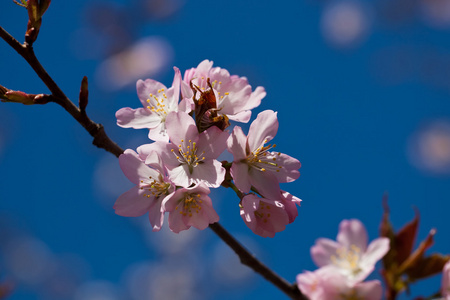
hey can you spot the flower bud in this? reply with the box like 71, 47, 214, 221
2, 90, 36, 105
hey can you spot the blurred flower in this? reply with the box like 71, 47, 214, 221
408, 120, 450, 175
297, 269, 382, 300
143, 214, 199, 255
142, 0, 186, 20
3, 236, 56, 286
420, 0, 450, 28
212, 239, 254, 285
321, 1, 372, 49
95, 36, 174, 91
74, 280, 121, 300
311, 219, 390, 283
123, 261, 202, 300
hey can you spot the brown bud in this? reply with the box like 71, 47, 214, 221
79, 76, 89, 112
39, 0, 51, 16
27, 0, 39, 24
33, 93, 51, 104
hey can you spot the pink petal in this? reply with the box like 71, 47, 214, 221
248, 110, 279, 152
165, 111, 198, 146
171, 66, 181, 104
168, 164, 191, 188
361, 237, 390, 267
116, 107, 160, 129
168, 211, 190, 233
256, 200, 289, 236
119, 149, 160, 184
191, 159, 225, 188
311, 238, 340, 267
148, 197, 164, 231
226, 110, 252, 123
230, 162, 251, 193
271, 153, 301, 183
147, 122, 169, 142
185, 195, 219, 230
196, 126, 229, 160
248, 168, 281, 200
137, 79, 167, 107
337, 219, 368, 252
281, 191, 302, 223
354, 280, 383, 300
180, 81, 194, 100
113, 186, 152, 217
227, 126, 248, 161
138, 141, 171, 162
246, 86, 266, 111
178, 97, 194, 113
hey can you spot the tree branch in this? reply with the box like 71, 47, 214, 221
209, 223, 306, 300
0, 25, 123, 157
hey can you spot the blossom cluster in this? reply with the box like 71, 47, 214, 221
114, 60, 302, 237
296, 219, 390, 300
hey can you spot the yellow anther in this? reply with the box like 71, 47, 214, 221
224, 92, 229, 95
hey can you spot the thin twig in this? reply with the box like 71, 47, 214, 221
0, 25, 123, 157
209, 223, 306, 300
1, 24, 306, 299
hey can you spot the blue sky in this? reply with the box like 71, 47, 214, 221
1, 0, 450, 299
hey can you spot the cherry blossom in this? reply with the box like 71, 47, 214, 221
163, 183, 219, 233
116, 67, 191, 142
311, 219, 390, 283
113, 149, 175, 231
181, 59, 266, 124
227, 110, 301, 199
297, 269, 382, 300
296, 268, 328, 300
138, 111, 229, 188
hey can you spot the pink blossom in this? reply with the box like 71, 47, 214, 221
162, 183, 219, 233
296, 268, 328, 300
240, 194, 290, 238
181, 60, 266, 123
113, 149, 175, 231
116, 67, 191, 142
227, 110, 301, 199
297, 269, 382, 300
311, 219, 390, 283
442, 260, 450, 299
164, 111, 228, 188
280, 190, 302, 224
321, 274, 382, 300
138, 111, 229, 188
